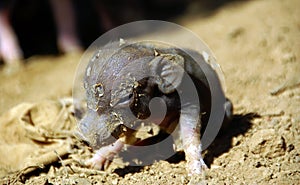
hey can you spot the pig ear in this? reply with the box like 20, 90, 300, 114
149, 52, 185, 94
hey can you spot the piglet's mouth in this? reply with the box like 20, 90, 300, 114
74, 130, 92, 148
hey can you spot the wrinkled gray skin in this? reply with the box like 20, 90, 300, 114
77, 41, 233, 175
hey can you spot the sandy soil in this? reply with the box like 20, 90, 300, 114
0, 0, 299, 184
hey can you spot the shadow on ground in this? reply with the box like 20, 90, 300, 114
204, 113, 260, 167
113, 112, 260, 176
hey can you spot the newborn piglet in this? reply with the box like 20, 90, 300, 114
76, 41, 233, 175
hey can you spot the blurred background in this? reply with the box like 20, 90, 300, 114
0, 0, 241, 63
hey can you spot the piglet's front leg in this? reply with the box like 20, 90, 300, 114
180, 105, 207, 175
86, 139, 124, 170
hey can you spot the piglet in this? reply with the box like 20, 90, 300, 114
76, 41, 232, 175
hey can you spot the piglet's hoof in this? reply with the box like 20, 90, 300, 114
85, 151, 113, 170
85, 140, 124, 170
187, 158, 208, 176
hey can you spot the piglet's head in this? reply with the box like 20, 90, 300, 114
77, 43, 185, 149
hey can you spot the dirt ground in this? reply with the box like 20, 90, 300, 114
0, 0, 299, 184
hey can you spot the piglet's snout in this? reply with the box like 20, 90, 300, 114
77, 111, 112, 148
